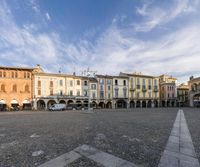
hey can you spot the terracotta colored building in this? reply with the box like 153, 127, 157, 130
0, 66, 34, 111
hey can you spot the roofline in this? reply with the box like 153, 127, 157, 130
0, 66, 34, 71
120, 72, 159, 78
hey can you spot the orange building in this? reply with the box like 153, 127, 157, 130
0, 66, 34, 111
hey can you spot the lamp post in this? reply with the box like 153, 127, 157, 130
84, 68, 97, 111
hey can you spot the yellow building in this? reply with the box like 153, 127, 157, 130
120, 72, 160, 108
0, 66, 34, 111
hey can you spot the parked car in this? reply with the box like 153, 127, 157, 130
49, 104, 66, 111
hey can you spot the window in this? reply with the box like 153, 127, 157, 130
91, 84, 96, 90
115, 80, 118, 86
77, 90, 80, 96
148, 85, 151, 90
38, 80, 41, 87
115, 89, 118, 98
13, 85, 17, 92
148, 79, 151, 86
137, 92, 140, 98
15, 72, 18, 78
123, 88, 127, 98
143, 92, 145, 98
50, 81, 53, 87
70, 90, 73, 96
70, 80, 73, 86
60, 80, 63, 86
107, 79, 111, 84
0, 71, 6, 78
123, 80, 126, 86
155, 92, 157, 98
92, 92, 96, 99
24, 72, 30, 79
100, 79, 104, 84
108, 93, 111, 99
60, 90, 63, 95
172, 93, 174, 98
131, 78, 134, 88
154, 79, 157, 86
0, 71, 2, 77
108, 85, 111, 91
142, 79, 146, 86
77, 80, 80, 85
84, 81, 88, 86
84, 90, 87, 96
149, 92, 151, 98
12, 72, 14, 78
50, 89, 53, 95
25, 85, 29, 92
38, 89, 41, 95
100, 85, 103, 91
137, 78, 140, 89
1, 84, 5, 92
100, 91, 104, 99
27, 72, 30, 78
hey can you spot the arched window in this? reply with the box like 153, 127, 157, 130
25, 85, 29, 92
1, 84, 5, 92
38, 80, 41, 87
13, 85, 17, 92
50, 81, 53, 87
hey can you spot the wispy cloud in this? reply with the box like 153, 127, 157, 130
45, 12, 51, 21
0, 0, 200, 83
134, 0, 200, 32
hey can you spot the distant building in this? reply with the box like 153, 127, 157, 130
177, 84, 189, 107
188, 76, 200, 107
0, 66, 34, 111
159, 75, 177, 107
120, 72, 160, 108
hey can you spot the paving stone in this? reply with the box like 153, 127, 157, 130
168, 135, 179, 144
180, 147, 196, 157
166, 142, 179, 153
158, 154, 179, 167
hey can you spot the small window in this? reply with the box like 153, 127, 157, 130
1, 84, 5, 92
25, 85, 29, 92
77, 80, 80, 85
115, 80, 118, 85
38, 80, 41, 87
3, 72, 6, 77
38, 89, 41, 95
0, 71, 2, 77
123, 80, 126, 86
77, 90, 80, 96
50, 81, 53, 87
84, 81, 88, 86
15, 72, 18, 78
12, 72, 14, 78
13, 85, 17, 92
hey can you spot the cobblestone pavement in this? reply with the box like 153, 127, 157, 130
184, 108, 200, 164
0, 108, 178, 167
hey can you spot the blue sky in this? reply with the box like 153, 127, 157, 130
0, 0, 200, 83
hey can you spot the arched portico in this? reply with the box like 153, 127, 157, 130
47, 100, 56, 109
116, 100, 127, 109
130, 101, 135, 108
99, 102, 105, 108
106, 101, 112, 109
37, 100, 46, 110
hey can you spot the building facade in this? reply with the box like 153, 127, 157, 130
120, 72, 160, 108
188, 76, 200, 107
0, 66, 33, 111
160, 75, 177, 107
177, 84, 189, 107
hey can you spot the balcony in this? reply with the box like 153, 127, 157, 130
129, 88, 136, 91
142, 87, 147, 92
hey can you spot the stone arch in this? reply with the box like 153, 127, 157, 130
136, 100, 140, 108
99, 102, 105, 108
106, 101, 112, 109
83, 100, 88, 107
130, 101, 135, 108
47, 100, 56, 109
59, 100, 66, 104
142, 100, 146, 108
37, 100, 46, 110
92, 101, 97, 108
116, 100, 127, 109
147, 100, 152, 108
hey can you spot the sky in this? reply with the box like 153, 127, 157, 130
0, 0, 200, 83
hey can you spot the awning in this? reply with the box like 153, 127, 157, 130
11, 99, 18, 104
23, 100, 31, 104
0, 100, 6, 104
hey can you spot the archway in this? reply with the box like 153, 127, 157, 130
136, 101, 141, 108
92, 101, 97, 108
11, 99, 19, 111
154, 100, 158, 107
167, 101, 170, 107
37, 100, 45, 110
142, 101, 146, 108
99, 102, 105, 108
47, 100, 56, 109
171, 101, 175, 107
22, 99, 31, 110
130, 101, 135, 108
76, 100, 82, 108
59, 100, 66, 104
193, 93, 200, 107
147, 100, 152, 108
162, 101, 165, 107
0, 100, 7, 111
83, 100, 88, 107
116, 100, 127, 108
106, 101, 112, 109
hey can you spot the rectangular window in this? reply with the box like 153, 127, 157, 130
100, 79, 104, 84
12, 72, 14, 78
70, 80, 73, 87
100, 85, 103, 91
108, 85, 111, 91
107, 79, 111, 85
91, 84, 96, 90
77, 80, 80, 85
0, 71, 2, 77
84, 81, 88, 86
142, 78, 145, 85
100, 91, 104, 99
123, 88, 127, 98
131, 78, 134, 88
123, 80, 126, 86
38, 89, 41, 95
143, 92, 145, 98
60, 90, 63, 95
77, 90, 80, 96
60, 80, 63, 86
70, 90, 73, 96
50, 90, 53, 95
15, 72, 18, 78
115, 89, 118, 98
84, 90, 87, 96
115, 80, 118, 86
149, 92, 151, 98
92, 92, 96, 99
137, 92, 140, 98
108, 93, 111, 99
